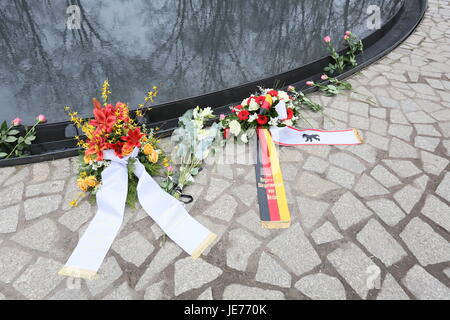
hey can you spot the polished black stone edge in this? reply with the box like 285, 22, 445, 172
0, 0, 427, 167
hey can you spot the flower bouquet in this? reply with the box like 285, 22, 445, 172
219, 88, 302, 143
66, 82, 168, 208
161, 106, 221, 198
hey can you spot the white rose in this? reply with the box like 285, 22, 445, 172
249, 100, 260, 111
200, 107, 213, 118
278, 91, 289, 101
241, 98, 248, 107
229, 120, 241, 136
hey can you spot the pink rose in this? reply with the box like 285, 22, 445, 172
346, 31, 352, 36
219, 114, 226, 120
321, 74, 329, 81
344, 35, 350, 40
36, 114, 47, 123
11, 117, 22, 126
323, 36, 331, 43
306, 81, 314, 86
167, 166, 173, 172
287, 85, 295, 92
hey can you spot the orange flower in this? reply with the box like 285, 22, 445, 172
122, 143, 135, 157
147, 151, 159, 164
77, 176, 98, 192
143, 144, 155, 155
89, 100, 116, 133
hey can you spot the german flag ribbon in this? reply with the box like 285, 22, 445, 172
255, 124, 364, 229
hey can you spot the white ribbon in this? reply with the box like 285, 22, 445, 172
59, 148, 216, 280
271, 101, 363, 146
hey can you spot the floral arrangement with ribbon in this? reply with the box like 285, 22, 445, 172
66, 82, 168, 208
219, 88, 302, 143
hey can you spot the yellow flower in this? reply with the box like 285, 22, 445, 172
77, 176, 97, 192
101, 79, 111, 104
69, 199, 79, 207
143, 143, 154, 155
147, 151, 159, 163
163, 158, 170, 167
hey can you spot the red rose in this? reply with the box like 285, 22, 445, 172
267, 90, 278, 97
256, 115, 269, 125
255, 96, 266, 105
235, 105, 243, 110
287, 108, 294, 120
238, 110, 250, 121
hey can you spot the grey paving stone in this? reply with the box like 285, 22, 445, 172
354, 174, 389, 198
303, 156, 330, 174
357, 219, 407, 267
0, 182, 24, 208
400, 218, 450, 266
382, 160, 422, 178
279, 163, 299, 182
174, 257, 222, 296
332, 192, 372, 230
197, 287, 213, 300
226, 228, 261, 271
377, 274, 409, 300
370, 118, 388, 135
394, 185, 423, 214
205, 178, 231, 202
326, 166, 355, 189
58, 201, 94, 232
31, 162, 50, 183
255, 252, 291, 288
24, 195, 62, 220
0, 246, 32, 283
102, 282, 134, 300
0, 167, 16, 186
405, 111, 436, 124
0, 204, 20, 234
370, 165, 401, 188
50, 158, 72, 180
390, 110, 410, 125
135, 242, 183, 291
297, 197, 329, 229
436, 172, 450, 202
112, 231, 154, 267
195, 216, 228, 255
236, 210, 270, 238
349, 102, 369, 117
415, 124, 442, 137
329, 152, 366, 174
144, 280, 167, 300
86, 256, 123, 296
300, 145, 331, 159
11, 218, 60, 253
403, 265, 450, 300
231, 183, 258, 205
295, 273, 346, 300
25, 180, 65, 197
4, 167, 30, 186
421, 195, 450, 232
202, 194, 237, 221
13, 257, 63, 300
414, 136, 440, 152
366, 132, 389, 151
388, 124, 413, 141
389, 138, 419, 158
267, 223, 321, 276
295, 172, 340, 198
421, 151, 449, 176
311, 222, 343, 245
327, 243, 375, 299
366, 199, 406, 226
370, 108, 387, 119
222, 284, 284, 300
279, 148, 303, 162
344, 144, 378, 164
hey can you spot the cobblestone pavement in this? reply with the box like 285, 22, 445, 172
1, 0, 449, 300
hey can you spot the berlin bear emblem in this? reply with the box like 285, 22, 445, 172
303, 134, 320, 143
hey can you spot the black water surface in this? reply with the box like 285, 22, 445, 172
0, 0, 402, 123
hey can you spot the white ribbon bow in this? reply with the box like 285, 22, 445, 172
59, 148, 216, 280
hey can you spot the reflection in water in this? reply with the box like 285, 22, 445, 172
0, 0, 402, 122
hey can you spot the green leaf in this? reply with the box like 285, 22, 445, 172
0, 152, 7, 158
4, 136, 17, 143
8, 129, 20, 135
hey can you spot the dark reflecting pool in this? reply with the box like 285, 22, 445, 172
0, 0, 403, 123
